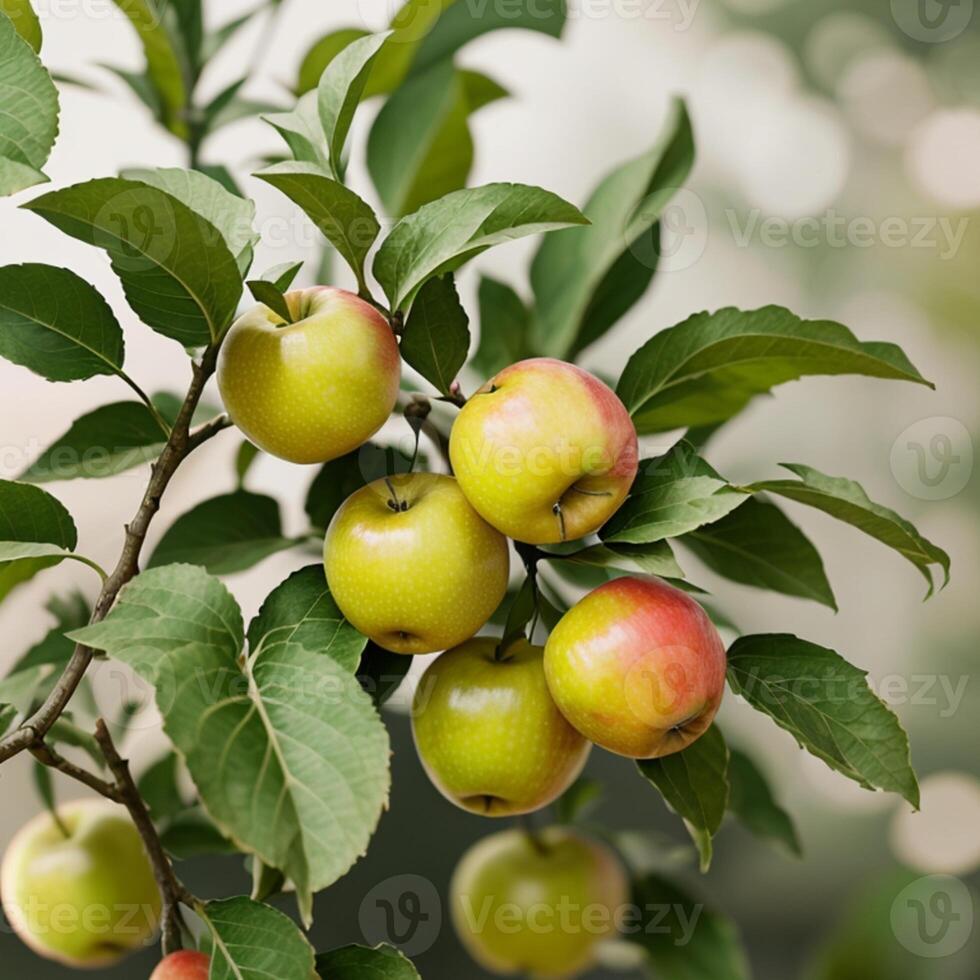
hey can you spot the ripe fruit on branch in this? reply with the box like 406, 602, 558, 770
150, 950, 211, 978
324, 473, 509, 653
544, 576, 726, 758
451, 826, 629, 978
449, 358, 638, 544
412, 637, 590, 816
217, 286, 400, 464
0, 799, 161, 968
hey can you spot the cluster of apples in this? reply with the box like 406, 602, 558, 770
219, 287, 728, 817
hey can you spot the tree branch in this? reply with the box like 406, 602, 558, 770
30, 741, 123, 802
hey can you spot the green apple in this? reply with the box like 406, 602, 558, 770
449, 358, 638, 544
324, 473, 510, 653
412, 637, 590, 816
544, 576, 726, 759
150, 951, 211, 978
451, 826, 629, 978
1, 799, 161, 968
217, 286, 400, 464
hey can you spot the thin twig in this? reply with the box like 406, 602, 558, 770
30, 742, 123, 802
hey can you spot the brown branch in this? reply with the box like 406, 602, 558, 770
30, 742, 123, 802
0, 344, 226, 764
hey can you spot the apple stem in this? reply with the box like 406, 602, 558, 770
518, 814, 549, 855
552, 501, 567, 541
384, 477, 409, 512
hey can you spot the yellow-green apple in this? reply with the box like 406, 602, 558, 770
412, 637, 590, 816
544, 576, 726, 759
217, 286, 400, 464
449, 358, 638, 544
324, 473, 509, 653
150, 951, 211, 978
450, 826, 629, 978
1, 799, 161, 968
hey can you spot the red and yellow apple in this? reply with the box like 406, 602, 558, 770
217, 286, 399, 464
412, 637, 590, 816
544, 577, 726, 758
451, 826, 629, 978
324, 473, 509, 653
150, 950, 211, 979
0, 799, 161, 968
449, 358, 638, 544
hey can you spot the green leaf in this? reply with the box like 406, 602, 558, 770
137, 752, 186, 822
0, 0, 41, 51
316, 944, 421, 979
374, 182, 588, 312
618, 305, 934, 434
0, 10, 58, 195
203, 897, 316, 980
0, 703, 16, 735
0, 664, 54, 711
546, 539, 686, 581
531, 98, 694, 357
683, 496, 836, 609
8, 592, 89, 677
631, 873, 751, 980
160, 808, 236, 858
32, 760, 57, 818
637, 725, 730, 871
147, 491, 295, 575
201, 5, 266, 64
20, 401, 168, 482
23, 177, 243, 347
101, 63, 163, 121
122, 166, 258, 275
554, 777, 603, 825
727, 633, 920, 807
297, 28, 369, 95
168, 0, 203, 73
235, 440, 260, 487
256, 162, 380, 293
246, 278, 292, 324
247, 565, 367, 673
110, 0, 189, 137
305, 448, 370, 531
749, 464, 950, 597
399, 275, 470, 396
45, 718, 103, 767
600, 443, 748, 545
260, 260, 303, 292
0, 265, 125, 382
727, 747, 801, 856
0, 480, 77, 602
473, 276, 530, 379
263, 91, 329, 167
356, 642, 411, 708
317, 31, 390, 178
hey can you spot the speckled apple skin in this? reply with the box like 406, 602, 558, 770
0, 799, 161, 968
324, 473, 509, 654
412, 637, 590, 816
544, 577, 727, 759
150, 951, 211, 979
451, 826, 629, 978
217, 286, 400, 464
449, 358, 638, 544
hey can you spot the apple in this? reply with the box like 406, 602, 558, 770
449, 358, 638, 544
217, 286, 400, 464
544, 576, 726, 759
150, 950, 211, 979
1, 799, 161, 968
412, 637, 590, 816
324, 473, 509, 654
451, 826, 629, 978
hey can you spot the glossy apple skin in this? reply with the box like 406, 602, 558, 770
544, 577, 726, 759
0, 799, 161, 968
449, 358, 638, 544
150, 950, 211, 979
324, 473, 509, 654
217, 286, 400, 464
412, 637, 590, 816
451, 826, 629, 978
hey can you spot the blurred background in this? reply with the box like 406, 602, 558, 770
0, 0, 978, 976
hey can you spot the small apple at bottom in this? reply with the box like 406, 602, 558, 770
449, 358, 638, 544
151, 950, 211, 979
0, 799, 161, 968
412, 637, 590, 816
217, 286, 400, 464
451, 826, 629, 978
544, 576, 726, 759
324, 473, 509, 654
